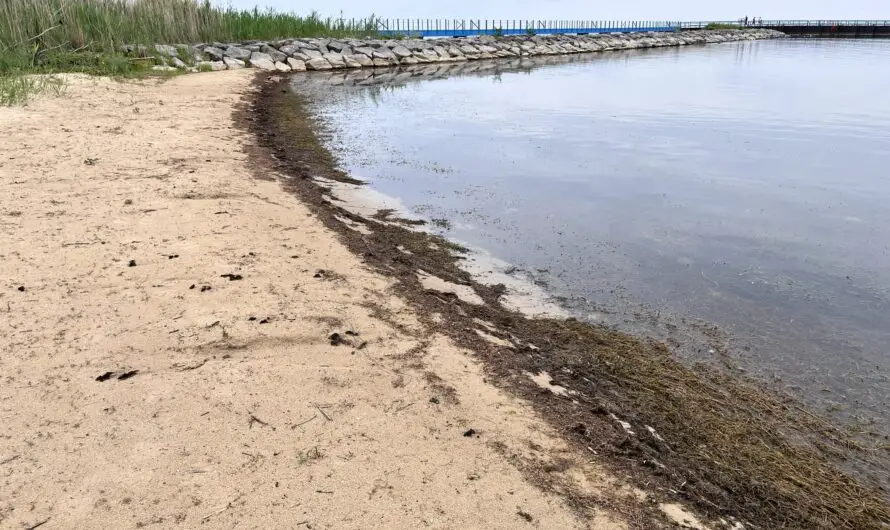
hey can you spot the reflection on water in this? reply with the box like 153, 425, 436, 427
293, 39, 890, 439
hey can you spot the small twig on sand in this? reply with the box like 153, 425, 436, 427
248, 414, 271, 429
291, 414, 318, 429
314, 404, 332, 422
1, 454, 20, 465
395, 402, 414, 413
201, 493, 243, 522
26, 518, 50, 530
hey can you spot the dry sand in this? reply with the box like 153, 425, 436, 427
0, 72, 669, 529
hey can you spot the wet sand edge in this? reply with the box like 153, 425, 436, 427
240, 71, 890, 529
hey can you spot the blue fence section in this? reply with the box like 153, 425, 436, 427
375, 19, 680, 38
370, 19, 890, 38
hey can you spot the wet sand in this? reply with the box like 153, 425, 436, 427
252, 73, 890, 529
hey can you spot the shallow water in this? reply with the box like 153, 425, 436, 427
293, 39, 890, 435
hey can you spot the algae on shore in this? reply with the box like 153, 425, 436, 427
248, 72, 890, 530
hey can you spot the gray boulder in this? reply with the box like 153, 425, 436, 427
306, 57, 333, 70
347, 54, 373, 67
274, 61, 291, 72
154, 44, 178, 57
278, 44, 300, 56
411, 51, 432, 63
249, 52, 276, 70
287, 58, 307, 71
225, 46, 251, 60
391, 45, 413, 58
343, 55, 363, 68
260, 44, 287, 62
372, 48, 396, 60
327, 40, 347, 52
223, 57, 245, 69
202, 45, 225, 60
302, 49, 323, 59
323, 53, 346, 68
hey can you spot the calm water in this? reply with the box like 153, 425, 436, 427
293, 39, 890, 433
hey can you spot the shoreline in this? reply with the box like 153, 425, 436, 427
0, 71, 686, 529
0, 67, 886, 529
250, 72, 890, 529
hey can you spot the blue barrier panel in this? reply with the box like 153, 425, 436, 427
375, 19, 681, 38
372, 19, 890, 38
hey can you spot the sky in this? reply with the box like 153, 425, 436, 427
218, 0, 886, 21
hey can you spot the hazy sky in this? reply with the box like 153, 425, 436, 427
219, 0, 886, 21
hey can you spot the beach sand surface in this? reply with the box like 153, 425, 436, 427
0, 72, 643, 529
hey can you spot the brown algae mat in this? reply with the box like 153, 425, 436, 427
245, 72, 890, 530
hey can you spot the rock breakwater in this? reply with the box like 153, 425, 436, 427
132, 29, 785, 73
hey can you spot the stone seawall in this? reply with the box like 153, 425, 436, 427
140, 29, 785, 73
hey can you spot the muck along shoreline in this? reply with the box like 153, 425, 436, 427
248, 71, 890, 530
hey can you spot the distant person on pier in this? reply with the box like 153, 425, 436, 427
744, 16, 749, 26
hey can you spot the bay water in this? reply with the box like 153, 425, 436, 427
293, 38, 890, 437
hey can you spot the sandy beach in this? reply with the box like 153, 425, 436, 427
0, 72, 677, 529
5, 67, 886, 530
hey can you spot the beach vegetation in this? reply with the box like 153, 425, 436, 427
705, 22, 742, 30
0, 0, 377, 82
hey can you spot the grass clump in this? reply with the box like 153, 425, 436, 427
0, 74, 65, 106
705, 22, 743, 30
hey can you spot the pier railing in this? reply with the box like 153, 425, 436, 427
324, 18, 890, 38
374, 19, 681, 38
681, 20, 890, 29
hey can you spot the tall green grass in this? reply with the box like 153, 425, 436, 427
0, 0, 377, 102
1, 0, 377, 53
